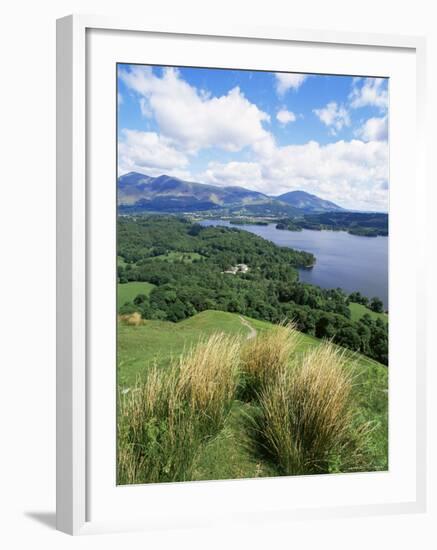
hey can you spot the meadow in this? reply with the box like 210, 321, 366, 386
349, 302, 388, 324
117, 281, 155, 310
117, 310, 388, 483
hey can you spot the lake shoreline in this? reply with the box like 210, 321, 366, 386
199, 219, 388, 308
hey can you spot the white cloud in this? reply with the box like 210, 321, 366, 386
199, 139, 388, 211
118, 129, 190, 178
355, 116, 388, 142
118, 67, 388, 211
118, 92, 123, 106
349, 77, 388, 110
275, 73, 307, 95
313, 102, 351, 134
139, 98, 152, 117
202, 161, 264, 191
119, 66, 271, 154
276, 109, 297, 125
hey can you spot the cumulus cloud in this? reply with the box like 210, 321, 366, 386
355, 116, 388, 142
349, 77, 388, 111
118, 129, 190, 178
119, 66, 271, 154
118, 66, 388, 211
313, 102, 351, 134
275, 73, 307, 95
202, 161, 264, 191
200, 139, 388, 211
276, 109, 296, 125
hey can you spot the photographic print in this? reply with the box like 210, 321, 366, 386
116, 64, 388, 485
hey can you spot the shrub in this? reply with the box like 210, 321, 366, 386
176, 332, 241, 432
119, 311, 143, 326
117, 333, 241, 484
118, 302, 137, 315
239, 323, 299, 399
117, 368, 185, 484
251, 342, 369, 475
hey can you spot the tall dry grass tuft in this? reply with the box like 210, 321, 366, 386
117, 368, 179, 484
176, 332, 241, 431
117, 333, 241, 485
239, 323, 299, 399
119, 312, 143, 326
252, 342, 367, 475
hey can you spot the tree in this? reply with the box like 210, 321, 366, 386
360, 313, 373, 326
315, 315, 335, 339
133, 293, 148, 305
369, 324, 388, 364
349, 291, 369, 307
370, 297, 384, 313
335, 326, 361, 351
356, 322, 371, 355
116, 215, 389, 362
119, 302, 137, 315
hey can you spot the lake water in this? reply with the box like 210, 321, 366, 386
200, 220, 388, 308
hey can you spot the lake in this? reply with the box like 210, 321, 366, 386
200, 220, 388, 308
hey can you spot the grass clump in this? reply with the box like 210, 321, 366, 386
117, 317, 385, 483
252, 342, 370, 475
176, 332, 241, 430
117, 333, 241, 485
239, 322, 299, 399
119, 312, 144, 326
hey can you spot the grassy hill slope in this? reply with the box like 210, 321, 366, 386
118, 309, 384, 386
117, 310, 388, 478
349, 302, 388, 324
117, 281, 155, 309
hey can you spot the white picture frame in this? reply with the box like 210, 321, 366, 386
56, 14, 427, 535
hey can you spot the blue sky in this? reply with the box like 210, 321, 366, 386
117, 64, 388, 211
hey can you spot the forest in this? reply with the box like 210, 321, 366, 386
117, 215, 388, 365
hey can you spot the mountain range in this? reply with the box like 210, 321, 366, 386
117, 172, 344, 215
276, 190, 343, 212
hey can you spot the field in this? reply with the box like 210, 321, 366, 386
117, 281, 155, 309
118, 309, 383, 386
117, 310, 388, 481
151, 251, 203, 262
118, 310, 309, 386
349, 302, 388, 323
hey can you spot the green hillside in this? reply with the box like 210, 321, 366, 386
349, 302, 388, 324
118, 310, 249, 385
117, 282, 155, 310
117, 309, 383, 386
117, 216, 388, 366
117, 310, 388, 479
151, 251, 203, 262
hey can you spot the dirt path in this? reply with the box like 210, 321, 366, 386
239, 316, 257, 340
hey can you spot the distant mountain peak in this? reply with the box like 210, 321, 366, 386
117, 172, 343, 215
118, 171, 153, 184
276, 190, 344, 212
117, 172, 272, 213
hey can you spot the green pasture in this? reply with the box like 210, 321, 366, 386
117, 282, 155, 310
